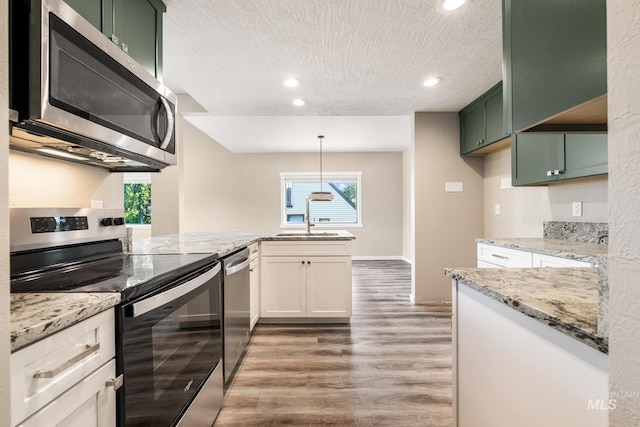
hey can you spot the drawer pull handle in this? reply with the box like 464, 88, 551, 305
491, 254, 509, 260
33, 343, 101, 379
106, 374, 124, 391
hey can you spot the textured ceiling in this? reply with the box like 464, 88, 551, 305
162, 0, 503, 152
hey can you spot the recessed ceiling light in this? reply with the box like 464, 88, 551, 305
442, 0, 466, 11
292, 98, 305, 106
284, 78, 301, 88
423, 77, 442, 87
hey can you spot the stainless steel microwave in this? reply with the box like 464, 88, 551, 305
9, 0, 176, 172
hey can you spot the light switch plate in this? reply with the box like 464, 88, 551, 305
445, 182, 463, 192
494, 204, 501, 215
572, 201, 582, 217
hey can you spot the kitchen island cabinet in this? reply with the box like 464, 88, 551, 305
446, 267, 608, 427
260, 240, 352, 321
64, 0, 166, 78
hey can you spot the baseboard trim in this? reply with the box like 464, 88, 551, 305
352, 255, 412, 263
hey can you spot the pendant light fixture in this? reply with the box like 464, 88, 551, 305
309, 135, 333, 201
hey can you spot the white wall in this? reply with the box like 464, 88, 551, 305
154, 111, 404, 258
0, 1, 10, 424
607, 1, 640, 423
483, 147, 608, 238
412, 112, 484, 302
402, 142, 414, 262
9, 151, 124, 208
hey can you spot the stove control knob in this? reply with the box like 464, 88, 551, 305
113, 217, 125, 226
101, 217, 114, 226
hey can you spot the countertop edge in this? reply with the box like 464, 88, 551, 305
445, 268, 608, 354
11, 293, 121, 352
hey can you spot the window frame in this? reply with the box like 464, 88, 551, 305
280, 171, 363, 229
123, 172, 152, 228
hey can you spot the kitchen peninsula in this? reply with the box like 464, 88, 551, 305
446, 234, 608, 427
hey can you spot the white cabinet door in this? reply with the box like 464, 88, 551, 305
306, 256, 352, 317
532, 253, 593, 267
249, 257, 260, 329
17, 360, 116, 427
261, 256, 307, 317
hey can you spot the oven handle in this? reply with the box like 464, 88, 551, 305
225, 257, 250, 276
132, 263, 221, 318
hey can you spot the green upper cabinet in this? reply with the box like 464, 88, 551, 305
512, 133, 607, 186
63, 0, 165, 79
503, 0, 607, 133
460, 82, 510, 156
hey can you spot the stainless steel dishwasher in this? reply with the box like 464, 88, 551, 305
222, 247, 251, 385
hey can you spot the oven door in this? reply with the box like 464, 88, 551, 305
117, 262, 222, 427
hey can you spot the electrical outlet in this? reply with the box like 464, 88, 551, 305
572, 201, 582, 217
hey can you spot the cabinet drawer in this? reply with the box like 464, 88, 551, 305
532, 253, 594, 268
11, 309, 115, 426
16, 359, 116, 427
261, 240, 352, 256
477, 244, 532, 268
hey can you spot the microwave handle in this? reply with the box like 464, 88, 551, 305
158, 96, 175, 150
131, 262, 220, 317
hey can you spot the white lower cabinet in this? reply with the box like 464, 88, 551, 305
11, 309, 117, 427
249, 242, 260, 330
260, 240, 352, 320
478, 243, 594, 268
452, 281, 608, 427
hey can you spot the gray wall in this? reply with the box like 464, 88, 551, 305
412, 112, 484, 302
153, 108, 405, 258
483, 147, 608, 238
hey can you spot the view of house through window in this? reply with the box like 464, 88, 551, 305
123, 173, 152, 225
281, 172, 362, 226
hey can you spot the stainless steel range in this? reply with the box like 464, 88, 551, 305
10, 208, 223, 427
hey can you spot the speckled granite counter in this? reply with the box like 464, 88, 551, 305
445, 267, 607, 353
11, 293, 121, 352
477, 237, 607, 265
129, 230, 355, 256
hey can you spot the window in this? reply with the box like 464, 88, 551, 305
280, 172, 362, 227
123, 173, 151, 225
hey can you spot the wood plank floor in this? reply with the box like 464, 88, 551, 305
214, 260, 453, 426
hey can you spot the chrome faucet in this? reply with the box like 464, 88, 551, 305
305, 198, 314, 235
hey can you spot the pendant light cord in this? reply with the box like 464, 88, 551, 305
318, 135, 324, 192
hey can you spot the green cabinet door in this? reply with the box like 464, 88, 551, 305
460, 101, 485, 155
460, 82, 508, 156
512, 133, 608, 186
484, 86, 505, 144
63, 0, 105, 31
511, 133, 564, 186
503, 0, 607, 132
113, 0, 165, 79
562, 134, 608, 180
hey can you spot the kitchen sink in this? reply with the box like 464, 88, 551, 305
275, 232, 340, 237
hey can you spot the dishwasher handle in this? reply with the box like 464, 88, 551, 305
132, 263, 221, 317
225, 257, 250, 276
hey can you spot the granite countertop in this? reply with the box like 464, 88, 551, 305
11, 293, 121, 352
477, 237, 608, 264
129, 230, 355, 257
445, 267, 607, 354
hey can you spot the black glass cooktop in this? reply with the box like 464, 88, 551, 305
10, 252, 218, 301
